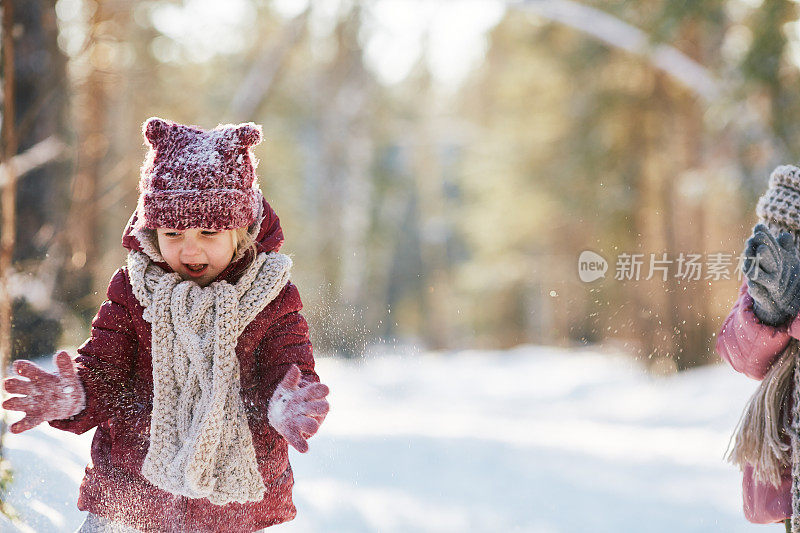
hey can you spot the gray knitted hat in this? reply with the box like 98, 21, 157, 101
756, 164, 800, 247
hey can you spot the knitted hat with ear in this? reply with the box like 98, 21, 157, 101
136, 117, 263, 231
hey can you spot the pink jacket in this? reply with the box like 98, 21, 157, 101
717, 280, 800, 523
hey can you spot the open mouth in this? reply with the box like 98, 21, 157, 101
183, 263, 208, 277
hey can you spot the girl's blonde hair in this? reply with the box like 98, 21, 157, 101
231, 226, 259, 263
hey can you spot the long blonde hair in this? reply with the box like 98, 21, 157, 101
727, 342, 797, 487
231, 226, 259, 264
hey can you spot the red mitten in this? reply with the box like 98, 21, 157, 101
268, 364, 330, 453
2, 351, 86, 433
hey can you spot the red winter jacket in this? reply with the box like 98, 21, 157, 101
49, 194, 319, 532
716, 280, 800, 524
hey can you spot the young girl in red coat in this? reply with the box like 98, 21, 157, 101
1, 117, 330, 532
720, 165, 800, 532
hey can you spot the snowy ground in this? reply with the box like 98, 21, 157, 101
0, 344, 779, 532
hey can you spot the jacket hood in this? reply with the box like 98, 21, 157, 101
121, 191, 285, 284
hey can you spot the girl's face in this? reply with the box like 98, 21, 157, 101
156, 228, 238, 287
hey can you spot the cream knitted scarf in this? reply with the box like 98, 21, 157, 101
126, 246, 292, 505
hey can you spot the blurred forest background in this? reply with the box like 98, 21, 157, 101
0, 0, 795, 375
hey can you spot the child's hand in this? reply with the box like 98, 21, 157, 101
268, 364, 330, 453
742, 223, 800, 326
1, 351, 86, 433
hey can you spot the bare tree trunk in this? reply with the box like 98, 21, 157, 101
0, 0, 18, 463
678, 20, 714, 370
60, 0, 108, 319
654, 70, 680, 370
306, 6, 374, 357
624, 73, 656, 363
410, 67, 455, 351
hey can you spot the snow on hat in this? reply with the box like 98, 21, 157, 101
135, 116, 263, 231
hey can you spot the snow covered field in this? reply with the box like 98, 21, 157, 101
0, 344, 779, 532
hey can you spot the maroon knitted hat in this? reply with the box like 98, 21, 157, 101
135, 116, 263, 231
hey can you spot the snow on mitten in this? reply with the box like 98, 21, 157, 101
268, 364, 330, 453
742, 223, 800, 326
2, 351, 86, 433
